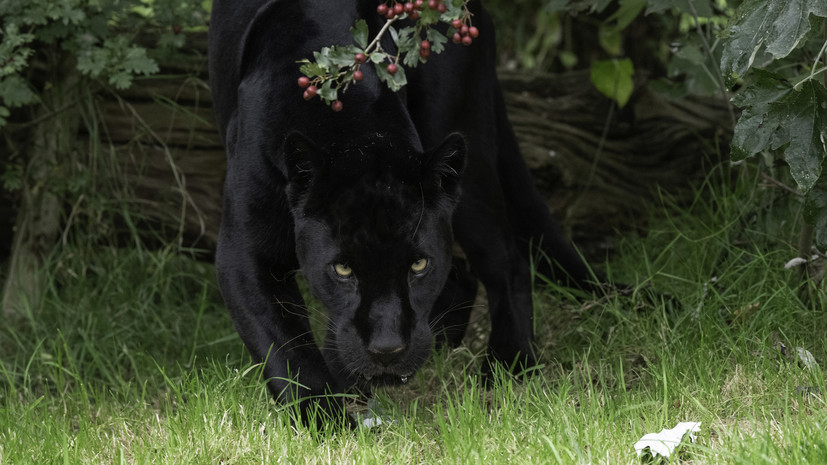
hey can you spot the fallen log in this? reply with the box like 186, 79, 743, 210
1, 32, 733, 268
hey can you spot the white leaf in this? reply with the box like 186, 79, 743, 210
784, 257, 808, 269
796, 347, 819, 371
634, 422, 701, 459
360, 416, 384, 428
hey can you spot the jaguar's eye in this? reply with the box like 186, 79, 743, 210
411, 258, 428, 273
333, 263, 353, 278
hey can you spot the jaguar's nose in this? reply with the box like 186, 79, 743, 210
367, 339, 407, 366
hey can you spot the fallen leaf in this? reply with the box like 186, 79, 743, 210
634, 422, 701, 460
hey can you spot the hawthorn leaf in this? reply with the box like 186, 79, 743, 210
325, 45, 359, 67
109, 71, 133, 90
394, 27, 417, 54
403, 45, 421, 68
369, 51, 388, 64
589, 58, 634, 108
121, 45, 159, 76
0, 75, 39, 107
318, 79, 337, 102
426, 28, 448, 54
299, 61, 327, 78
350, 19, 369, 49
721, 0, 827, 80
375, 63, 407, 92
418, 6, 441, 24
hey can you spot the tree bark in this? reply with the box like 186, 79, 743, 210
2, 59, 80, 318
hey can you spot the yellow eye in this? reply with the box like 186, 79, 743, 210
334, 264, 353, 277
411, 258, 428, 273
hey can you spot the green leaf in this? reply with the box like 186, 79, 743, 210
315, 46, 358, 68
394, 26, 417, 54
721, 0, 827, 80
109, 71, 133, 90
589, 58, 634, 108
375, 63, 407, 92
369, 52, 388, 64
76, 47, 109, 77
318, 79, 337, 102
605, 0, 646, 30
598, 24, 623, 56
771, 81, 827, 191
121, 45, 159, 75
350, 19, 369, 49
403, 46, 421, 68
804, 171, 827, 251
731, 69, 792, 108
426, 28, 448, 54
731, 73, 827, 191
300, 61, 328, 78
0, 75, 39, 107
418, 6, 442, 24
646, 0, 713, 17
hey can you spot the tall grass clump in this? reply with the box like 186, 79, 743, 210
1, 159, 825, 463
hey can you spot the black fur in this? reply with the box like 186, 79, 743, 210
209, 0, 597, 427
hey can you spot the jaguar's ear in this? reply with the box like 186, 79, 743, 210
283, 130, 325, 188
424, 132, 467, 202
282, 131, 327, 208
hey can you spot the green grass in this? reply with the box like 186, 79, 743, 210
1, 165, 826, 464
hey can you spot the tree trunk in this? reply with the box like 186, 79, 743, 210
2, 59, 80, 318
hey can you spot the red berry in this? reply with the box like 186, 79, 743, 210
451, 19, 462, 29
353, 70, 364, 81
298, 76, 310, 88
461, 35, 472, 46
355, 53, 366, 64
437, 3, 446, 12
427, 0, 437, 9
452, 32, 462, 44
460, 25, 469, 35
469, 26, 479, 38
393, 3, 404, 15
409, 10, 419, 19
304, 85, 317, 100
331, 100, 343, 112
419, 48, 430, 59
404, 2, 414, 12
377, 3, 388, 15
420, 40, 431, 50
387, 63, 398, 75
386, 8, 395, 19
414, 0, 424, 8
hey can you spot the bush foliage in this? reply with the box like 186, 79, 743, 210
0, 0, 825, 250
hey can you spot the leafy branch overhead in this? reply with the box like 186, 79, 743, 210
0, 0, 209, 127
721, 0, 827, 248
297, 0, 476, 111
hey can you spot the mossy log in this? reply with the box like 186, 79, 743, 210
96, 41, 731, 256
1, 32, 733, 273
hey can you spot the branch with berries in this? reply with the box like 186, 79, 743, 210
296, 0, 478, 112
